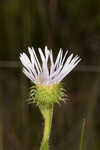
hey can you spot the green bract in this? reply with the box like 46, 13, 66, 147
29, 83, 65, 106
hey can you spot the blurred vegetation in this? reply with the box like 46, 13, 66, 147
0, 0, 100, 150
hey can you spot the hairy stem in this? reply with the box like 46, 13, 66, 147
39, 104, 53, 150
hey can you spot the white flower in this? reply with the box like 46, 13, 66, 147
20, 46, 81, 85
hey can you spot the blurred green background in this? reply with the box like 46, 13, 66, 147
0, 0, 100, 150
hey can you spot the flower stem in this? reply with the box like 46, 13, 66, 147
39, 104, 53, 150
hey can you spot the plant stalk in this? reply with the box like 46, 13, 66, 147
39, 104, 53, 150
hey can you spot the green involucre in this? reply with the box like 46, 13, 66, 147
29, 83, 66, 106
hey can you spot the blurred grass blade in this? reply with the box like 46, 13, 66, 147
79, 119, 86, 150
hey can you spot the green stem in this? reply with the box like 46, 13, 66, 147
79, 119, 86, 150
39, 104, 53, 150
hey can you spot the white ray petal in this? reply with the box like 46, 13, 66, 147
23, 68, 36, 83
45, 46, 50, 62
21, 53, 32, 68
55, 57, 81, 83
54, 49, 62, 69
64, 53, 73, 65
61, 50, 68, 65
20, 53, 37, 78
50, 50, 55, 75
50, 55, 81, 84
38, 48, 46, 64
69, 55, 80, 66
31, 47, 42, 72
30, 48, 42, 75
61, 56, 80, 75
38, 48, 49, 80
58, 53, 73, 75
20, 54, 32, 71
50, 64, 62, 79
28, 47, 35, 65
59, 48, 63, 66
28, 48, 38, 77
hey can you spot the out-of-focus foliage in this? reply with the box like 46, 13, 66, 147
0, 0, 100, 150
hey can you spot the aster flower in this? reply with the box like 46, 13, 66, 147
20, 46, 81, 105
19, 46, 81, 150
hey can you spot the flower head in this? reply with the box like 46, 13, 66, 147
20, 46, 81, 105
